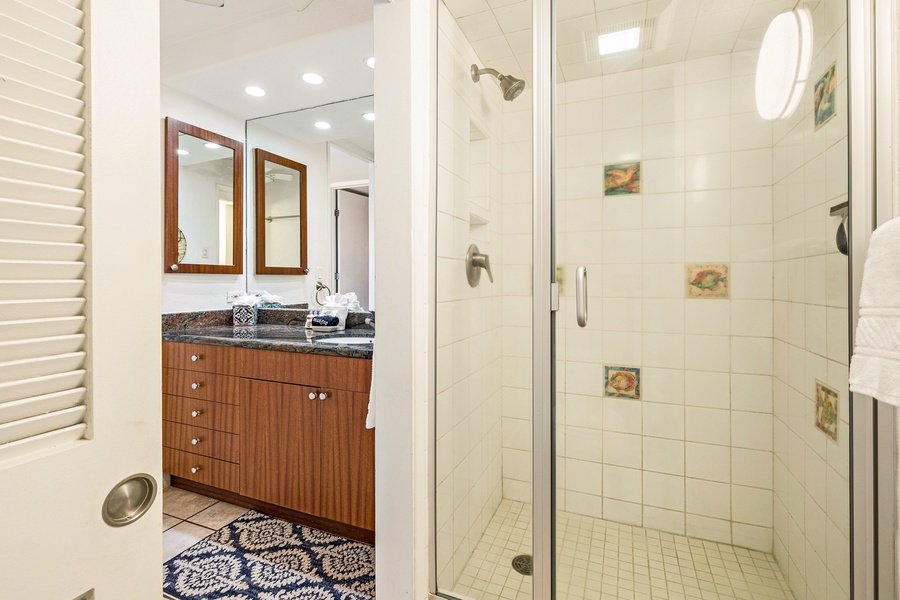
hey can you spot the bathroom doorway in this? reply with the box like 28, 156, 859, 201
334, 186, 373, 310
433, 0, 867, 598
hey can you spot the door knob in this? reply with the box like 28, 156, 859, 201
318, 392, 330, 400
191, 354, 201, 362
191, 410, 202, 418
191, 382, 201, 390
466, 244, 494, 287
191, 438, 201, 445
309, 392, 317, 400
190, 466, 201, 474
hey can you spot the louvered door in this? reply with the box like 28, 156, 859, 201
0, 0, 88, 458
0, 1, 162, 598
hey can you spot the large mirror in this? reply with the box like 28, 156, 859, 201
248, 96, 375, 309
164, 118, 244, 274
254, 149, 308, 275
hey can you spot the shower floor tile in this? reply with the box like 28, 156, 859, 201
442, 499, 793, 600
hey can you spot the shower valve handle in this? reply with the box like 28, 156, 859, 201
472, 252, 493, 283
466, 244, 493, 287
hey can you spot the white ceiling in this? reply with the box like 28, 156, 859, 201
443, 0, 797, 83
251, 96, 376, 157
160, 0, 374, 119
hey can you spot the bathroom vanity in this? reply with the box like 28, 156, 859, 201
161, 318, 374, 543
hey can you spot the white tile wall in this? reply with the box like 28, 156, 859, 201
435, 3, 507, 589
771, 1, 851, 598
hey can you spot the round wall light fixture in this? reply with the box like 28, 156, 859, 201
755, 8, 812, 121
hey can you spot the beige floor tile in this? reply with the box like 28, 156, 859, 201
445, 499, 792, 600
163, 521, 215, 562
162, 486, 217, 520
162, 514, 182, 532
187, 500, 249, 530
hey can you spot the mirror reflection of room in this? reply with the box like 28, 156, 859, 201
254, 149, 308, 274
177, 133, 235, 266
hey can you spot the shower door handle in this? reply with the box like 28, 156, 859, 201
575, 266, 587, 327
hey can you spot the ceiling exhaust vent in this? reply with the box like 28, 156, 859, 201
583, 18, 657, 61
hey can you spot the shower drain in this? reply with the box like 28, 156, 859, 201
511, 554, 533, 576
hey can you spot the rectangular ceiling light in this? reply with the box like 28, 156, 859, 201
597, 27, 642, 56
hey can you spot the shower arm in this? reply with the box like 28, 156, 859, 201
471, 65, 501, 82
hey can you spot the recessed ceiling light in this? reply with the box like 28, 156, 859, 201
597, 27, 641, 56
204, 142, 221, 149
314, 121, 331, 130
365, 57, 375, 69
362, 112, 375, 121
177, 149, 190, 156
302, 73, 326, 85
245, 86, 266, 97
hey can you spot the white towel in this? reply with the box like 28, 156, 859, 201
850, 216, 900, 406
365, 347, 376, 429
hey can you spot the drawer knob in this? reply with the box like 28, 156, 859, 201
191, 354, 201, 362
191, 410, 202, 418
318, 392, 329, 400
191, 438, 201, 445
191, 382, 201, 390
190, 466, 201, 474
308, 392, 316, 400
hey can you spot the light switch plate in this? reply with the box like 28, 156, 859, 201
226, 291, 243, 304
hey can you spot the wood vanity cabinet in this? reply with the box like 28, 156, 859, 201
162, 341, 374, 542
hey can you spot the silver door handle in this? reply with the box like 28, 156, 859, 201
576, 266, 587, 327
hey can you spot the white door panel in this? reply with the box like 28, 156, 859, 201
0, 0, 161, 598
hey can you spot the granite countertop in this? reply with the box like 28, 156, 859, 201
162, 309, 374, 359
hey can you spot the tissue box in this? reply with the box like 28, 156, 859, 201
233, 305, 257, 326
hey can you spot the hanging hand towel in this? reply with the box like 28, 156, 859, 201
850, 216, 900, 406
365, 346, 375, 429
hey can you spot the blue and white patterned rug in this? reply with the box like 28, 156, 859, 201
163, 510, 375, 600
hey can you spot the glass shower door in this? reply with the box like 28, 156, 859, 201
552, 1, 852, 599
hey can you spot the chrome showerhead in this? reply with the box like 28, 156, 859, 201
471, 64, 525, 102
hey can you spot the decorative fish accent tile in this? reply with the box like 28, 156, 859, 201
603, 161, 641, 196
605, 366, 641, 400
814, 62, 837, 131
815, 380, 839, 442
686, 263, 729, 299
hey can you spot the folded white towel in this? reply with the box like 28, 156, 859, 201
850, 216, 900, 406
365, 347, 376, 429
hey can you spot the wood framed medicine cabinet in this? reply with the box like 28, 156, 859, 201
164, 117, 244, 274
254, 148, 308, 275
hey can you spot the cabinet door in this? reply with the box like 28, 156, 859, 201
241, 380, 320, 516
319, 389, 375, 531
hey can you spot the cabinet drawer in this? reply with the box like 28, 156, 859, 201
163, 421, 239, 463
164, 447, 239, 490
163, 368, 242, 405
163, 395, 239, 434
163, 342, 238, 374
163, 341, 372, 392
